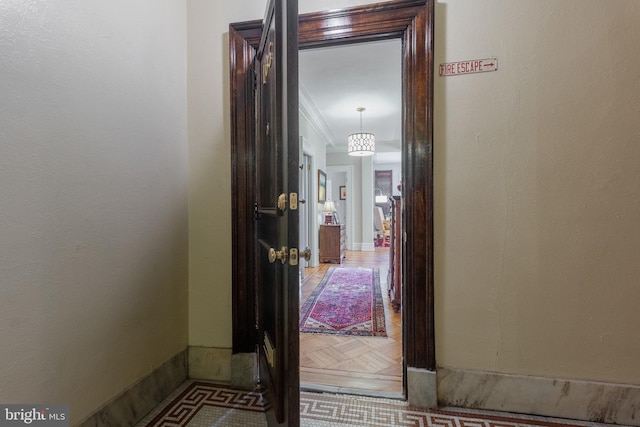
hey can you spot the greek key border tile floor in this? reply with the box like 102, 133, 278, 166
136, 380, 619, 427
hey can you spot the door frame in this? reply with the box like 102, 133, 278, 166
230, 0, 435, 391
301, 137, 319, 267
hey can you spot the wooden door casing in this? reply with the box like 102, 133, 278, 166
230, 0, 435, 395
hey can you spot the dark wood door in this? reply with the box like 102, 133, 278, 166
231, 0, 434, 409
254, 0, 299, 425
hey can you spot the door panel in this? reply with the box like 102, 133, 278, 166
254, 0, 299, 425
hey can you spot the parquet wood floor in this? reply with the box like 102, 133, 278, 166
299, 248, 403, 397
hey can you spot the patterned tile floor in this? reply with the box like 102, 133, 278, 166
136, 380, 621, 427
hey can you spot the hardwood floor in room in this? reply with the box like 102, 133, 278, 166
300, 248, 403, 397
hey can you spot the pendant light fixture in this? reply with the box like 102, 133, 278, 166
347, 107, 375, 156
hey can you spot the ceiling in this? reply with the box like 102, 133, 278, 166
299, 38, 402, 159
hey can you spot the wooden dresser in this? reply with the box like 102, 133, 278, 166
388, 196, 402, 312
319, 224, 345, 264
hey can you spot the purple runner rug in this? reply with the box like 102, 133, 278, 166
299, 266, 387, 337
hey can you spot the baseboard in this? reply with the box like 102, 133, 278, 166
437, 367, 640, 426
77, 349, 187, 427
353, 242, 376, 251
188, 346, 232, 382
407, 367, 437, 408
231, 352, 256, 389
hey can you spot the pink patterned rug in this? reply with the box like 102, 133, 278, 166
299, 267, 386, 337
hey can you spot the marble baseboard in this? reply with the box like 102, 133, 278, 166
230, 352, 256, 389
437, 367, 640, 426
77, 349, 187, 427
188, 346, 232, 382
407, 367, 438, 408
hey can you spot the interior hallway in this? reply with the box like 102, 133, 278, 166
4, 1, 640, 425
300, 249, 403, 397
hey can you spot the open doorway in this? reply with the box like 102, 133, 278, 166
298, 39, 403, 397
229, 0, 435, 409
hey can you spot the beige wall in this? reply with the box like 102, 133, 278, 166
188, 0, 640, 393
434, 0, 640, 385
0, 0, 189, 424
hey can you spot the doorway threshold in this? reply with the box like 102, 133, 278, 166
301, 382, 404, 400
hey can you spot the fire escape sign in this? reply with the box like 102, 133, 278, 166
439, 58, 498, 76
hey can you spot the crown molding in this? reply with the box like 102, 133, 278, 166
299, 81, 336, 147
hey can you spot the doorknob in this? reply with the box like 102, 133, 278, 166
299, 199, 306, 204
301, 247, 312, 261
268, 247, 288, 264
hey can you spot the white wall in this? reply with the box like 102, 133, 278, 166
300, 112, 328, 265
328, 171, 346, 223
0, 1, 188, 424
435, 0, 640, 385
327, 152, 364, 246
300, 113, 329, 215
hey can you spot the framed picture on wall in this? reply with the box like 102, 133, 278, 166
339, 185, 346, 200
318, 169, 326, 203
